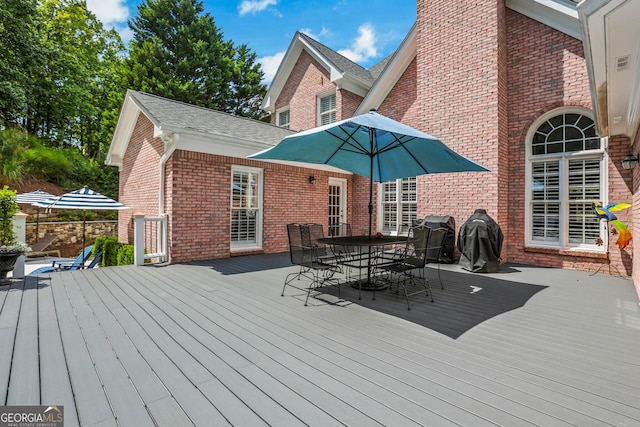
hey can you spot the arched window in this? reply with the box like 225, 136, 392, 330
526, 108, 606, 250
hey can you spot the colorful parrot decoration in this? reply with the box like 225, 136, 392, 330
592, 202, 632, 249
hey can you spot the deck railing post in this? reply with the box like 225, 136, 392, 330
12, 212, 28, 278
133, 213, 146, 266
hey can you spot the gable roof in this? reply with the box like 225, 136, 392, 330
265, 1, 582, 116
299, 33, 377, 85
106, 90, 294, 168
261, 32, 392, 113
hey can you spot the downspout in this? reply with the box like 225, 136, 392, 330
159, 132, 178, 215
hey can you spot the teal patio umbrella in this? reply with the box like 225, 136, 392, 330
250, 110, 488, 238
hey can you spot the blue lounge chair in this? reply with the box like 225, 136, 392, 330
29, 245, 94, 275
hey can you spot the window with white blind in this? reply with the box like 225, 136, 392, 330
230, 166, 263, 249
277, 108, 290, 129
527, 109, 604, 250
318, 92, 336, 125
380, 177, 417, 235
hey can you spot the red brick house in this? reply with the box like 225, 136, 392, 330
108, 0, 640, 297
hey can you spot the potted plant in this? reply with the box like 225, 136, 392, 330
0, 185, 31, 285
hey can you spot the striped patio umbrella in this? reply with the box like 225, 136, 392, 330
33, 186, 129, 265
17, 190, 55, 242
16, 189, 55, 204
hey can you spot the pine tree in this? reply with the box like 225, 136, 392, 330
121, 0, 267, 119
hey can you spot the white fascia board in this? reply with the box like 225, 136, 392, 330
507, 0, 581, 39
577, 0, 607, 136
169, 129, 279, 159
357, 25, 416, 114
245, 157, 354, 175
106, 92, 141, 168
334, 75, 370, 98
261, 38, 302, 112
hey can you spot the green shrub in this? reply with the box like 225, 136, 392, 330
93, 235, 118, 257
117, 244, 134, 265
103, 240, 123, 267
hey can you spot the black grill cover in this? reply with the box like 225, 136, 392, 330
413, 215, 455, 263
457, 209, 503, 273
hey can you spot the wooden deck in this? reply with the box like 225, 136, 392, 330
1, 253, 639, 426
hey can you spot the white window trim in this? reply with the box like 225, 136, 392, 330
317, 90, 336, 126
230, 165, 264, 251
377, 177, 417, 236
524, 106, 608, 252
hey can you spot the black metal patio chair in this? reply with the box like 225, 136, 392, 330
282, 223, 341, 306
425, 226, 448, 290
376, 225, 433, 310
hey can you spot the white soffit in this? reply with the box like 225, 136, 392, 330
579, 0, 640, 140
507, 0, 581, 39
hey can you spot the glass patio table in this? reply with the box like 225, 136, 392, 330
318, 235, 406, 295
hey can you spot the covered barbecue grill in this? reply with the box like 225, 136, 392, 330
457, 209, 503, 273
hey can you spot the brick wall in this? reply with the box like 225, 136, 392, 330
273, 49, 365, 131
165, 150, 353, 262
410, 0, 504, 255
505, 9, 631, 273
118, 115, 164, 244
274, 50, 333, 131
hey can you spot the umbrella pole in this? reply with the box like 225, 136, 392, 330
82, 211, 86, 268
368, 128, 375, 241
368, 129, 375, 299
35, 208, 40, 243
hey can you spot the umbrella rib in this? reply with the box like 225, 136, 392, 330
323, 126, 370, 163
378, 134, 431, 176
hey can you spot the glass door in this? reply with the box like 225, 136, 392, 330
328, 178, 347, 236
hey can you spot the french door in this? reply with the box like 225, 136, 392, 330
328, 178, 347, 235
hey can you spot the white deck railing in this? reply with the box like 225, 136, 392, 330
133, 214, 168, 265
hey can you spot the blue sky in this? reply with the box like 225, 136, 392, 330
86, 0, 416, 83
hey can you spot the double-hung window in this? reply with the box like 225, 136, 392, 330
318, 92, 336, 125
231, 166, 263, 250
527, 109, 604, 250
277, 108, 290, 129
380, 177, 417, 235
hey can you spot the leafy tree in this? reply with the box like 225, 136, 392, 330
231, 44, 270, 121
0, 0, 42, 126
25, 0, 123, 158
120, 0, 267, 119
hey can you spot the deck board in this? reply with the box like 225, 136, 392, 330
51, 273, 117, 427
37, 278, 81, 427
63, 273, 156, 427
3, 253, 640, 426
0, 282, 20, 405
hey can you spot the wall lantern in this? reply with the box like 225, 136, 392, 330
621, 153, 640, 170
308, 175, 316, 184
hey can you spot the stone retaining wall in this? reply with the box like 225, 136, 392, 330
26, 221, 118, 257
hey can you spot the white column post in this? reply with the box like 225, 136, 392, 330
133, 213, 146, 266
12, 212, 28, 278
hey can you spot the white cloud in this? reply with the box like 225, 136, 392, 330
239, 0, 279, 16
338, 24, 378, 63
299, 27, 319, 41
86, 0, 128, 26
258, 51, 285, 84
299, 26, 331, 43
